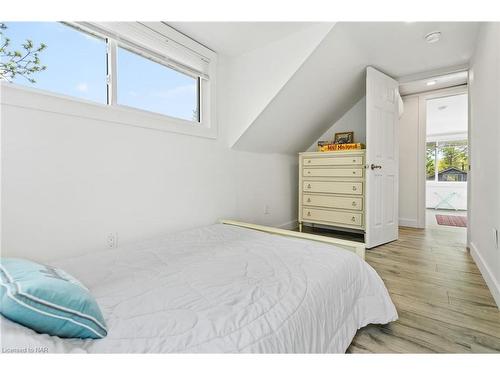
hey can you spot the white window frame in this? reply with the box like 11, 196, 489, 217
426, 139, 468, 183
0, 22, 218, 139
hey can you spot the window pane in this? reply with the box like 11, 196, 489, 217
116, 46, 199, 122
436, 140, 468, 182
1, 22, 107, 103
426, 142, 436, 181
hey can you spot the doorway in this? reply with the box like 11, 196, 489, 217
424, 92, 468, 238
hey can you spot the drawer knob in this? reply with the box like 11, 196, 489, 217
351, 216, 356, 222
352, 159, 356, 162
307, 184, 311, 189
352, 171, 356, 174
307, 160, 311, 164
352, 201, 357, 207
352, 186, 357, 191
307, 211, 311, 217
307, 198, 311, 203
307, 170, 311, 174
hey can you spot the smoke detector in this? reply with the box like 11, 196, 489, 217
425, 31, 442, 43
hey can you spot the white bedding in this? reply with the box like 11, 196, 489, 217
0, 224, 397, 353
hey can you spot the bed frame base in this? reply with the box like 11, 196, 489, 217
220, 219, 365, 259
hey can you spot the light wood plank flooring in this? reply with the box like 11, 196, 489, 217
304, 225, 500, 353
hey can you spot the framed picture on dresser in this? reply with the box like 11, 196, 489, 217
334, 131, 354, 144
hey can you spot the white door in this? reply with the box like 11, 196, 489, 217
365, 67, 399, 248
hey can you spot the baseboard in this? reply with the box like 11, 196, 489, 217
469, 241, 500, 309
277, 220, 298, 230
399, 218, 419, 228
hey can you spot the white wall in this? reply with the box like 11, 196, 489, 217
426, 182, 467, 210
233, 23, 367, 154
468, 22, 500, 307
1, 68, 298, 262
223, 23, 334, 147
307, 97, 366, 151
398, 95, 423, 228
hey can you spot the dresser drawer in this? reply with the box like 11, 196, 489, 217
303, 156, 363, 166
303, 194, 363, 211
302, 208, 363, 227
303, 181, 363, 195
303, 167, 363, 178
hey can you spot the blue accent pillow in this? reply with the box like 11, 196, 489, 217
0, 258, 107, 339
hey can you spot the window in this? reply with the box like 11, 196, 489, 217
117, 46, 199, 122
426, 140, 468, 182
1, 22, 107, 103
1, 22, 212, 129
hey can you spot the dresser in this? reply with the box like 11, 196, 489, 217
298, 150, 366, 232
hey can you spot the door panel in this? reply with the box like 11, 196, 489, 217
366, 67, 400, 248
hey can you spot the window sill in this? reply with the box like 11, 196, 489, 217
426, 181, 467, 186
0, 83, 217, 139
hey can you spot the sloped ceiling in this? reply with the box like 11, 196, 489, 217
168, 22, 319, 57
233, 22, 479, 154
219, 23, 335, 146
233, 23, 367, 154
169, 22, 480, 155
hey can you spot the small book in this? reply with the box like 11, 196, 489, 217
317, 142, 365, 152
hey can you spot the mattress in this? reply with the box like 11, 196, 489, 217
0, 224, 397, 353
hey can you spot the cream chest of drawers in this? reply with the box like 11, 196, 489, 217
298, 150, 365, 232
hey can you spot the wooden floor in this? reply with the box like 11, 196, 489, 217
305, 225, 500, 353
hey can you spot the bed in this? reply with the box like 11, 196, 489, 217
0, 221, 397, 353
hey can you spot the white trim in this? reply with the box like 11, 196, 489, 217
398, 218, 420, 228
398, 65, 469, 84
0, 83, 218, 139
402, 84, 468, 100
74, 22, 213, 80
466, 69, 472, 248
220, 219, 366, 259
106, 39, 118, 106
277, 220, 298, 230
416, 94, 426, 229
469, 242, 500, 309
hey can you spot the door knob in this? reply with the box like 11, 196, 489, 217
370, 164, 382, 170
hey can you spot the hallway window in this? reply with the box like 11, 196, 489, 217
426, 140, 468, 182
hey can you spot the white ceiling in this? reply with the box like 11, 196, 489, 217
427, 94, 468, 136
232, 22, 479, 154
161, 22, 479, 154
345, 22, 480, 78
167, 21, 479, 76
167, 22, 321, 56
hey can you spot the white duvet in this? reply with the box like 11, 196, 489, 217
1, 224, 397, 353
